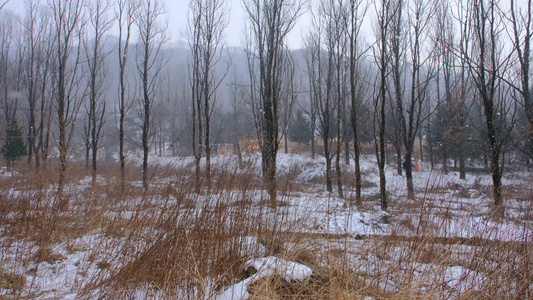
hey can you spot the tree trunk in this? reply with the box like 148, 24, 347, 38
418, 128, 423, 162
490, 151, 503, 209
459, 153, 466, 180
195, 156, 201, 193
376, 0, 388, 211
264, 139, 277, 208
284, 130, 288, 154
396, 137, 402, 176
142, 96, 149, 190
353, 138, 362, 206
92, 132, 97, 183
335, 147, 343, 198
442, 154, 448, 174
378, 73, 387, 210
405, 148, 415, 200
57, 114, 68, 210
343, 102, 350, 166
311, 121, 316, 159
119, 109, 125, 191
205, 102, 211, 191
324, 136, 332, 193
345, 139, 350, 165
27, 103, 35, 165
85, 138, 90, 168
379, 163, 387, 210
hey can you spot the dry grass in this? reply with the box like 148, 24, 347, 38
0, 270, 25, 292
0, 157, 531, 299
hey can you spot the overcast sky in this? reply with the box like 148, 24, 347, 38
2, 0, 312, 49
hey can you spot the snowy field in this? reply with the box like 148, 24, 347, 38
0, 152, 531, 299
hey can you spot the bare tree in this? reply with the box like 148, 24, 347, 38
509, 0, 533, 162
388, 0, 406, 177
280, 52, 298, 156
35, 7, 55, 169
406, 0, 435, 198
83, 0, 112, 183
227, 72, 246, 167
331, 0, 348, 199
165, 70, 190, 157
22, 0, 47, 167
459, 0, 511, 210
303, 35, 318, 160
391, 0, 436, 199
243, 0, 306, 208
346, 0, 367, 206
135, 0, 167, 190
505, 1, 533, 283
431, 0, 468, 179
0, 11, 19, 125
50, 0, 87, 209
307, 6, 335, 193
116, 0, 138, 191
373, 0, 395, 210
190, 1, 204, 193
188, 0, 229, 191
243, 27, 262, 148
306, 0, 346, 196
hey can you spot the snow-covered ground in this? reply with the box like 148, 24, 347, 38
142, 152, 532, 240
0, 152, 531, 299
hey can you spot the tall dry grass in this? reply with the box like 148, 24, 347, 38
0, 157, 530, 299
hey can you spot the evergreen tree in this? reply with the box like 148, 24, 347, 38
288, 110, 313, 144
1, 121, 27, 170
427, 100, 480, 168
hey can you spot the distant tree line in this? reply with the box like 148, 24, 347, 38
0, 0, 531, 214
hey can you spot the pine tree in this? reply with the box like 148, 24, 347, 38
1, 121, 27, 172
288, 110, 313, 144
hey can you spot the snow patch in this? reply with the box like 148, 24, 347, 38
217, 256, 313, 300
